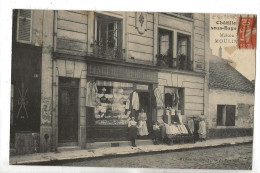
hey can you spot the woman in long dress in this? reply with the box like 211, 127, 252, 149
198, 115, 207, 141
138, 109, 149, 136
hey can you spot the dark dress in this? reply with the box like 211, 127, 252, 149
128, 126, 137, 139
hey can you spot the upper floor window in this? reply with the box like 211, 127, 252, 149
177, 33, 191, 70
17, 9, 32, 43
158, 29, 172, 56
157, 29, 173, 67
217, 105, 236, 126
93, 14, 123, 60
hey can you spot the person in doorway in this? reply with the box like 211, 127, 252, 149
137, 109, 149, 136
198, 114, 207, 142
128, 117, 138, 147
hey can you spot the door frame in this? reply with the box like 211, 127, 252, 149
58, 77, 80, 146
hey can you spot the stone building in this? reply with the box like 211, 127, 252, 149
207, 51, 255, 138
11, 10, 211, 153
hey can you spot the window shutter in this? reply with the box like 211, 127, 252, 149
226, 105, 236, 126
217, 105, 222, 126
17, 10, 32, 43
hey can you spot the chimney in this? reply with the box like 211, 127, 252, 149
219, 46, 222, 58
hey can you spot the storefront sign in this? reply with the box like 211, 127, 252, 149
87, 63, 158, 83
136, 84, 149, 91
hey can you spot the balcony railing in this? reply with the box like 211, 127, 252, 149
156, 54, 193, 71
91, 40, 124, 61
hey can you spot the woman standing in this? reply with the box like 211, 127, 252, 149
137, 109, 149, 136
198, 115, 207, 142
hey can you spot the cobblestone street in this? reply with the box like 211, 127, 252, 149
58, 144, 252, 170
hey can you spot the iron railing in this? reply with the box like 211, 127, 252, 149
92, 40, 124, 61
156, 54, 193, 71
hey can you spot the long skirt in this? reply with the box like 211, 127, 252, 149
138, 121, 149, 136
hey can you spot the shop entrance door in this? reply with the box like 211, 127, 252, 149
58, 77, 79, 143
138, 92, 152, 135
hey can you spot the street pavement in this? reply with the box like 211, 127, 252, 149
10, 136, 253, 168
58, 144, 253, 170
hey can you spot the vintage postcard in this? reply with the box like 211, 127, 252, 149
0, 0, 259, 172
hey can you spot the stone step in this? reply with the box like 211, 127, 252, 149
86, 139, 154, 149
57, 146, 81, 152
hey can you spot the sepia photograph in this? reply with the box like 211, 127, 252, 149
0, 0, 259, 172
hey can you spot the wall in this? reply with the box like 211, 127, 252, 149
208, 88, 254, 128
40, 10, 54, 152
193, 13, 206, 72
56, 10, 89, 56
54, 11, 207, 70
127, 12, 154, 63
55, 60, 87, 148
157, 72, 205, 121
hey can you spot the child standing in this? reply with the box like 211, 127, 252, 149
128, 117, 138, 147
152, 121, 160, 145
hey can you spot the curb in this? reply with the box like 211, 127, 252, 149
12, 139, 253, 165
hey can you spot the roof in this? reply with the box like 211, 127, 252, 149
209, 55, 254, 93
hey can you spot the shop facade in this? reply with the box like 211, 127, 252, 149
11, 10, 210, 153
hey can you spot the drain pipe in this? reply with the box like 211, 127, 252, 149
52, 10, 58, 152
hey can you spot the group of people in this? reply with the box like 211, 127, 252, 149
128, 109, 207, 147
127, 109, 149, 147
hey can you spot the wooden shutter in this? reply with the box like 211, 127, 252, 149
226, 105, 236, 126
217, 105, 223, 126
17, 10, 32, 43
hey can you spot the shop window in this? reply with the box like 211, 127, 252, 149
217, 105, 236, 126
164, 87, 184, 114
157, 29, 173, 67
17, 9, 32, 43
177, 33, 192, 70
95, 80, 134, 125
93, 14, 123, 59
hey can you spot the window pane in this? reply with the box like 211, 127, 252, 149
95, 80, 134, 125
226, 105, 236, 126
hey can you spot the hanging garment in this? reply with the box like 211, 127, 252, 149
132, 91, 139, 110
154, 88, 164, 108
198, 120, 207, 139
187, 119, 195, 133
178, 114, 183, 124
125, 99, 130, 110
137, 112, 149, 136
178, 124, 189, 134
86, 82, 98, 107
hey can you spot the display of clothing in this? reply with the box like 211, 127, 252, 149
177, 114, 183, 124
177, 125, 189, 134
132, 91, 139, 110
198, 120, 207, 139
187, 119, 195, 133
86, 81, 98, 107
165, 124, 180, 135
154, 88, 164, 108
138, 112, 149, 136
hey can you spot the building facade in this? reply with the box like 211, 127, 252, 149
207, 54, 254, 138
11, 10, 210, 153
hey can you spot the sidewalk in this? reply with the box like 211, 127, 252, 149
10, 136, 253, 165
